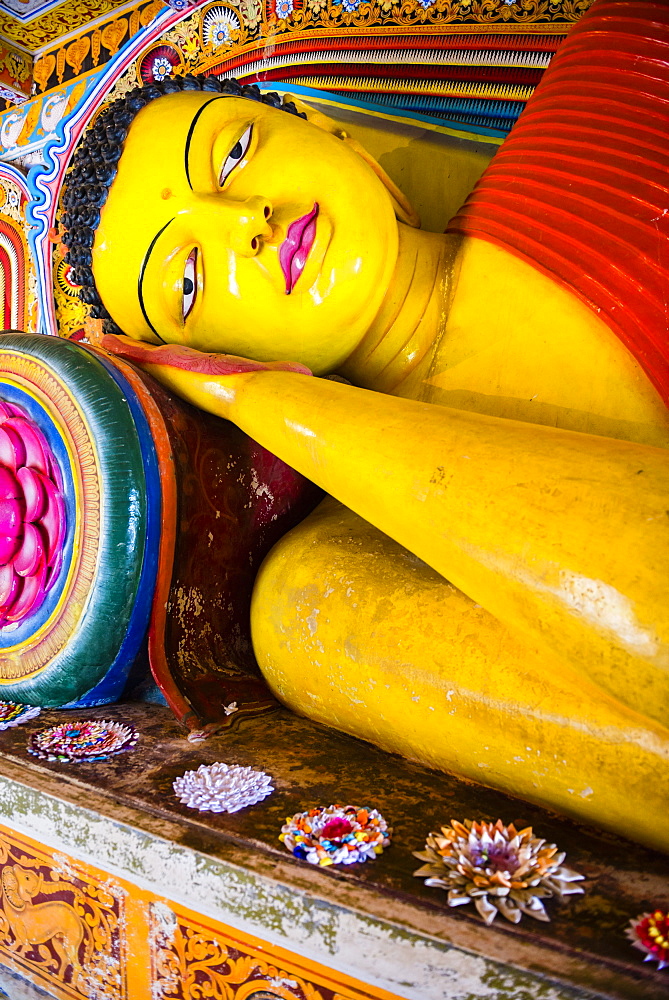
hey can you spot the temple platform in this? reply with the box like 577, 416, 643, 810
0, 701, 666, 1000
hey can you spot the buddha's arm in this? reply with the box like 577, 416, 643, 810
108, 340, 668, 723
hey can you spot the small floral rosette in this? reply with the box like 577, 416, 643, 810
27, 719, 138, 762
0, 701, 40, 730
414, 818, 584, 925
280, 804, 391, 867
626, 910, 669, 970
173, 762, 274, 814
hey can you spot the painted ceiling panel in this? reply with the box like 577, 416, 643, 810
0, 0, 133, 50
0, 0, 67, 26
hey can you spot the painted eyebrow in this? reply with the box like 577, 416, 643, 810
184, 97, 225, 190
137, 217, 175, 341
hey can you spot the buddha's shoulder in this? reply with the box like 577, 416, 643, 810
419, 238, 669, 449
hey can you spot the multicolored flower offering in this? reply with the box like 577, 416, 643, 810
413, 818, 584, 925
626, 910, 669, 970
27, 720, 138, 762
0, 701, 40, 730
280, 804, 391, 867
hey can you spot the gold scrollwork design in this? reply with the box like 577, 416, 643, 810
65, 37, 91, 78
0, 179, 23, 225
253, 0, 595, 36
0, 833, 125, 998
150, 907, 378, 1000
0, 0, 129, 51
100, 19, 129, 59
27, 0, 593, 97
33, 55, 56, 95
54, 246, 88, 342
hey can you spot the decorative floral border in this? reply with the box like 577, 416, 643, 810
30, 0, 593, 97
32, 1, 165, 95
0, 0, 146, 52
150, 904, 395, 1000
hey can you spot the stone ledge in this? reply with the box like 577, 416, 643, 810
0, 702, 664, 1000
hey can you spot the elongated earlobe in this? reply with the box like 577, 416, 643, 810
338, 133, 421, 229
286, 96, 421, 229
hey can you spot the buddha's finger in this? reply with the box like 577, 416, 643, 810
101, 334, 311, 377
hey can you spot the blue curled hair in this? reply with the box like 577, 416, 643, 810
60, 74, 305, 334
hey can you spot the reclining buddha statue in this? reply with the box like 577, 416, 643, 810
61, 0, 669, 852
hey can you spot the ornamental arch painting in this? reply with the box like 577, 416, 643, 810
0, 221, 24, 329
0, 170, 34, 335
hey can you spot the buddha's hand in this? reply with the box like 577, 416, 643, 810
102, 334, 311, 420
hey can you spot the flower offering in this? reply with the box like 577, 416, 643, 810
27, 720, 138, 762
280, 804, 391, 867
414, 818, 584, 924
0, 701, 40, 730
626, 910, 669, 970
173, 762, 274, 813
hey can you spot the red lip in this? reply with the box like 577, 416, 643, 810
279, 203, 319, 294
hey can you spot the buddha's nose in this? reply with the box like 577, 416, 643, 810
203, 194, 273, 256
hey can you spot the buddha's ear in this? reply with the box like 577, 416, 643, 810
285, 96, 421, 229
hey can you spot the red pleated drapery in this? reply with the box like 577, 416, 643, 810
447, 0, 669, 407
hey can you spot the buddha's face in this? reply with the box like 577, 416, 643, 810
92, 92, 399, 373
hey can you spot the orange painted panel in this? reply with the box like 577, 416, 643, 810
150, 904, 404, 1000
0, 825, 127, 999
0, 822, 402, 1000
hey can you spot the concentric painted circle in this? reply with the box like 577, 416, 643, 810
54, 257, 80, 298
201, 5, 240, 50
138, 45, 183, 85
0, 334, 161, 707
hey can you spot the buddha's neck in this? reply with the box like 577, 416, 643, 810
339, 225, 459, 397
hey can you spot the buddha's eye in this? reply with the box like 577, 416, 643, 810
182, 248, 197, 320
219, 125, 252, 186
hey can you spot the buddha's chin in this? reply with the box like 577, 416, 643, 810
183, 265, 395, 370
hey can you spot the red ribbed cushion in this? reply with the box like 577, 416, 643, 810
448, 0, 669, 406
